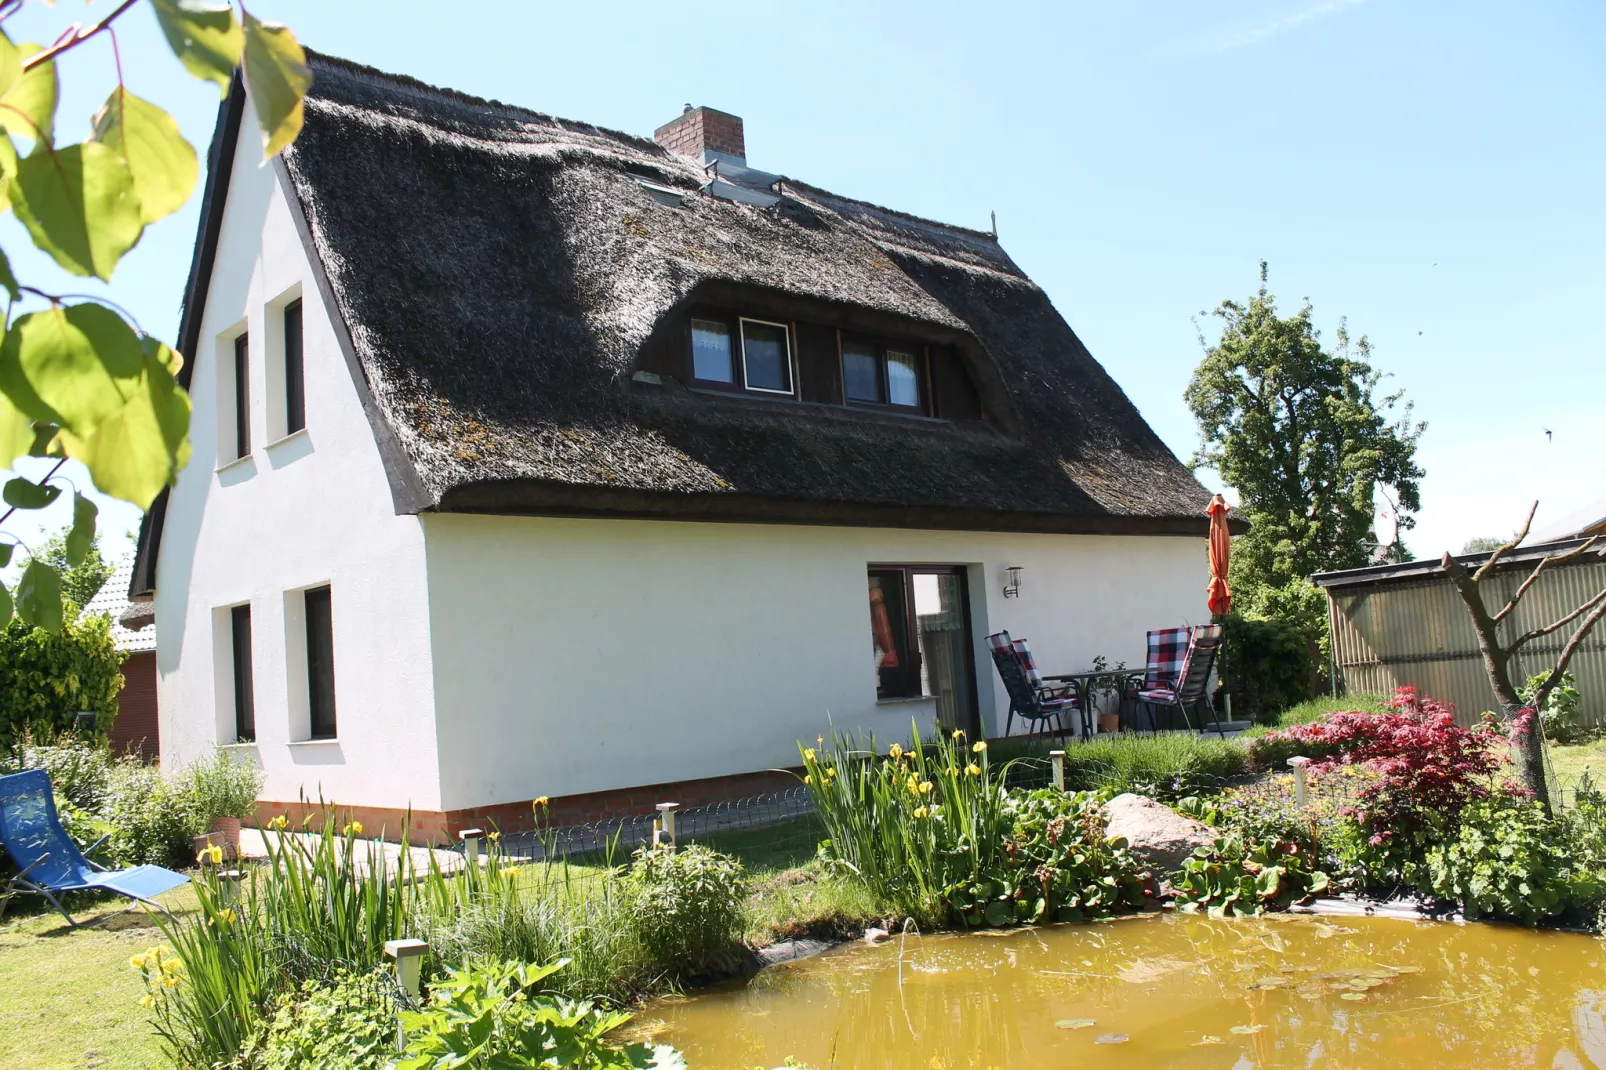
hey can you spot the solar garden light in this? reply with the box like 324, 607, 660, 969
459, 827, 483, 874
1049, 750, 1065, 792
655, 802, 680, 847
1287, 756, 1312, 807
74, 711, 96, 735
384, 939, 429, 1050
217, 869, 242, 904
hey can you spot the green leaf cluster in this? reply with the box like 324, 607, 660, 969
0, 2, 312, 632
0, 612, 123, 745
1421, 795, 1599, 924
399, 959, 685, 1070
1186, 265, 1425, 591
624, 843, 749, 979
243, 969, 398, 1070
1174, 832, 1330, 917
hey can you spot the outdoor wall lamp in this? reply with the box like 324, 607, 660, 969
1003, 565, 1024, 599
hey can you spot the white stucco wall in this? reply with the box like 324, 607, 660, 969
153, 119, 441, 811
423, 515, 1208, 811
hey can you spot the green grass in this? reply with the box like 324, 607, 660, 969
1551, 736, 1606, 801
1239, 693, 1389, 739
0, 885, 200, 1070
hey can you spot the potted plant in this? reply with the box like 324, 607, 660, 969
186, 751, 265, 857
1089, 655, 1127, 733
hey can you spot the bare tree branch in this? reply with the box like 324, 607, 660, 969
1473, 499, 1538, 582
1512, 588, 1606, 650
1533, 594, 1606, 712
1493, 534, 1601, 622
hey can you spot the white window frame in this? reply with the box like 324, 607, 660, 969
737, 317, 795, 396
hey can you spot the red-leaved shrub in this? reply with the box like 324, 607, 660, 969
1260, 687, 1509, 845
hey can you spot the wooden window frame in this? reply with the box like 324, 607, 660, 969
283, 299, 305, 434
230, 603, 255, 743
737, 316, 796, 396
233, 332, 251, 458
685, 308, 797, 399
304, 585, 337, 740
840, 334, 930, 416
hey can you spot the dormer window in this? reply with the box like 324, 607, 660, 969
689, 312, 795, 396
843, 338, 924, 411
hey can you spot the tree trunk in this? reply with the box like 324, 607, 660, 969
1505, 701, 1551, 819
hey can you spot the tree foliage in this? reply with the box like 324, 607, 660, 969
25, 523, 113, 610
0, 611, 124, 745
0, 1, 310, 632
1186, 264, 1425, 589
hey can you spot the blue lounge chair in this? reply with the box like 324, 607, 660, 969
0, 768, 189, 927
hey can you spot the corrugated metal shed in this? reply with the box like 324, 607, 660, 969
1314, 538, 1606, 726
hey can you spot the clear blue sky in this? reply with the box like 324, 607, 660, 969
4, 0, 1603, 570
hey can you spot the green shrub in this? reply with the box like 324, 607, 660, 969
625, 844, 748, 979
399, 959, 683, 1070
0, 615, 124, 746
1173, 831, 1330, 916
1420, 795, 1598, 924
242, 970, 397, 1070
1518, 670, 1587, 744
102, 760, 205, 868
1218, 613, 1313, 724
181, 749, 265, 823
0, 731, 117, 810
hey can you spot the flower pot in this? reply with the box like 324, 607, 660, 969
209, 816, 242, 855
1099, 713, 1120, 734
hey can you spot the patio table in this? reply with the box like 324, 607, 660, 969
1041, 669, 1140, 737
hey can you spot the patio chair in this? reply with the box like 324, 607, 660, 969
1132, 624, 1227, 735
0, 769, 189, 927
986, 631, 1080, 739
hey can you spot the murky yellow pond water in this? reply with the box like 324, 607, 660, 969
645, 914, 1603, 1069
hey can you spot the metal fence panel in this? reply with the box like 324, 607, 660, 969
1328, 557, 1606, 726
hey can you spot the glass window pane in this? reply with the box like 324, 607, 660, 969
741, 320, 791, 392
887, 350, 920, 407
842, 341, 882, 402
691, 318, 734, 383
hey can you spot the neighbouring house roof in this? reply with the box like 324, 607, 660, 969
1531, 499, 1606, 544
81, 564, 156, 653
1311, 536, 1606, 591
133, 53, 1232, 595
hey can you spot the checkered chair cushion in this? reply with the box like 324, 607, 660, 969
1135, 687, 1177, 703
1144, 627, 1191, 690
1011, 639, 1043, 687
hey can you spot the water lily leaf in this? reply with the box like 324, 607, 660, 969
11, 141, 143, 280
1193, 1035, 1224, 1046
91, 88, 199, 224
1094, 1033, 1130, 1045
241, 12, 311, 157
1382, 964, 1423, 974
65, 491, 97, 565
1055, 1019, 1096, 1030
150, 0, 243, 96
0, 43, 56, 145
15, 558, 61, 631
1340, 991, 1368, 1001
1230, 1024, 1266, 1035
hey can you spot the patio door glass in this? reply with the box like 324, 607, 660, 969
867, 566, 977, 736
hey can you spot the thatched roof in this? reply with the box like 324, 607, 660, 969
133, 54, 1227, 594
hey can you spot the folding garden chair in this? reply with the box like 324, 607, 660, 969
1132, 624, 1227, 735
986, 631, 1080, 739
0, 769, 189, 927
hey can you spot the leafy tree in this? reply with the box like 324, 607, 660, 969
1186, 264, 1426, 588
1462, 535, 1510, 554
0, 1, 311, 633
0, 611, 124, 745
1187, 266, 1424, 692
25, 525, 113, 611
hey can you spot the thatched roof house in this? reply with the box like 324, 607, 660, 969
141, 54, 1226, 838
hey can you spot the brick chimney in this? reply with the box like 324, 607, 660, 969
654, 105, 746, 166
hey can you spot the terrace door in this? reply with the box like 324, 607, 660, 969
867, 566, 978, 737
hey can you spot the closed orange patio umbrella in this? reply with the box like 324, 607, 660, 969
1206, 494, 1232, 617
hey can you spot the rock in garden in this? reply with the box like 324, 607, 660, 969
1100, 793, 1214, 875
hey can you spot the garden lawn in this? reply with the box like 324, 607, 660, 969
1551, 735, 1606, 801
0, 885, 199, 1070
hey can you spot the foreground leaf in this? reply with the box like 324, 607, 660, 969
0, 390, 34, 468
0, 542, 10, 566
0, 31, 20, 104
241, 12, 312, 157
2, 474, 58, 508
11, 142, 143, 279
15, 558, 61, 632
58, 337, 192, 509
66, 491, 97, 565
92, 88, 199, 225
0, 577, 10, 625
0, 43, 56, 145
151, 0, 243, 96
0, 303, 146, 434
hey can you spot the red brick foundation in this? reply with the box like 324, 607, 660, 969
249, 767, 801, 846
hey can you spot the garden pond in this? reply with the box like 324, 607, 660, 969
640, 913, 1603, 1069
